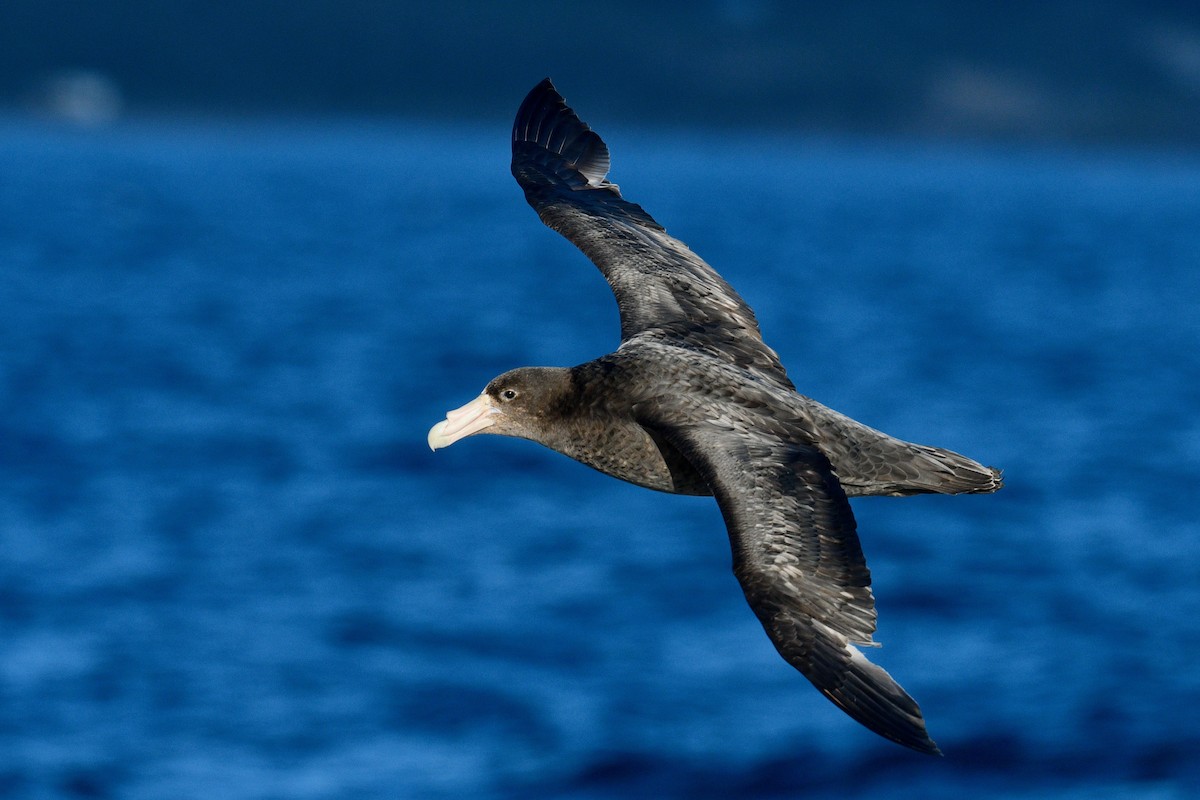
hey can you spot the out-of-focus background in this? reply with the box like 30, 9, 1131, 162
2, 2, 1199, 798
6, 0, 1200, 142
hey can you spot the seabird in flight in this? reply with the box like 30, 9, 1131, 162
429, 79, 1002, 754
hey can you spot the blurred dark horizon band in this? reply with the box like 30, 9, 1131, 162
4, 0, 1200, 146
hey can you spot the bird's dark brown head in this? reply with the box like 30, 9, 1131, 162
428, 367, 575, 450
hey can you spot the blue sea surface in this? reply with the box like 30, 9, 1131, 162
1, 114, 1198, 799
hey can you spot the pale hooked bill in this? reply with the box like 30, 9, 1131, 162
427, 394, 498, 450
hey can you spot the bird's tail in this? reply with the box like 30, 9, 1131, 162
900, 443, 1004, 496
804, 401, 1003, 497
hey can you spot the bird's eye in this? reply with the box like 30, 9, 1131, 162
501, 389, 518, 401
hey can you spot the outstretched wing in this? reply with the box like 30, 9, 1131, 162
648, 410, 941, 755
511, 79, 791, 387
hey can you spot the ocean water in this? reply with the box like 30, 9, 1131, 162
1, 114, 1198, 799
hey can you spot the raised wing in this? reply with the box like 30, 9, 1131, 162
511, 79, 791, 387
650, 413, 941, 754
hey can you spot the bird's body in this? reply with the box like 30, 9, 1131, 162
429, 80, 1001, 755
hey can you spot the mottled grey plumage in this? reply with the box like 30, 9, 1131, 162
430, 79, 1002, 755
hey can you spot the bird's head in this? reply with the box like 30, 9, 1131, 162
427, 366, 575, 450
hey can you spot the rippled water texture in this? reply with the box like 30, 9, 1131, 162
1, 117, 1198, 798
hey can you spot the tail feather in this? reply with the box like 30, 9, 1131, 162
902, 443, 1004, 495
805, 402, 1003, 497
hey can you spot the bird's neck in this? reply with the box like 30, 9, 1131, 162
534, 363, 708, 495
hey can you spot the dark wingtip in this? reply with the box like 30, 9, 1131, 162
823, 647, 943, 756
512, 79, 612, 189
783, 624, 942, 756
512, 78, 558, 129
